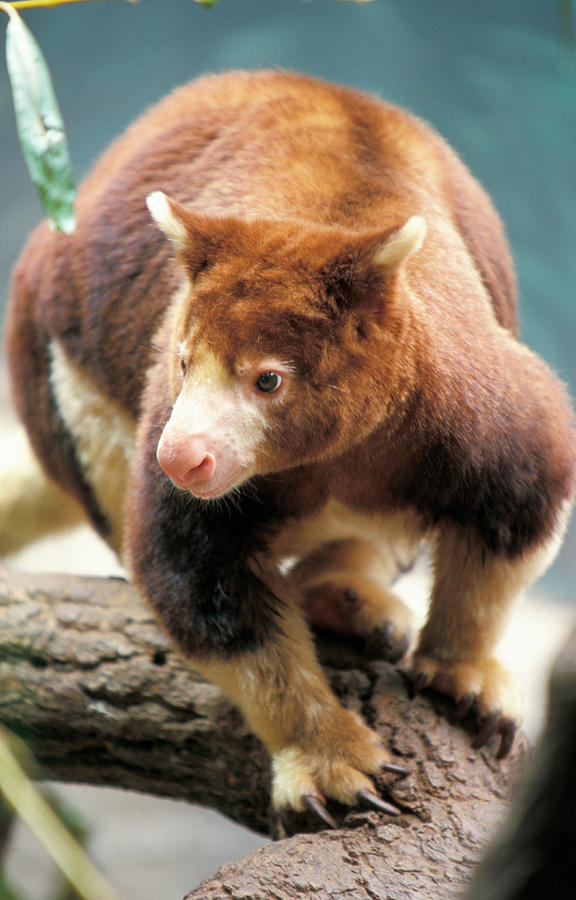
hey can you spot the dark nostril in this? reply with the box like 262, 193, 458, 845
185, 453, 215, 483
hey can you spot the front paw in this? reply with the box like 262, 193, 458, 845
271, 707, 408, 826
410, 653, 521, 759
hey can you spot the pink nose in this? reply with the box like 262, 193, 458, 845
157, 429, 216, 490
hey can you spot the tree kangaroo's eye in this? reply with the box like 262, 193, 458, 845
256, 371, 282, 393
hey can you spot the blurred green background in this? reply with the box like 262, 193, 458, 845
1, 0, 574, 596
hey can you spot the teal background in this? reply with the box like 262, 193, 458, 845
1, 0, 574, 598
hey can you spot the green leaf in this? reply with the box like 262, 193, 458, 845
5, 9, 76, 233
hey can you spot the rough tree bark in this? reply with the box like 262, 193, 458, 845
0, 566, 530, 900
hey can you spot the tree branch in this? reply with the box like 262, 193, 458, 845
0, 567, 531, 898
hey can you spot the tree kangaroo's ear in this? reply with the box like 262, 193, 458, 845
147, 190, 248, 279
147, 191, 191, 250
371, 216, 427, 268
320, 215, 427, 315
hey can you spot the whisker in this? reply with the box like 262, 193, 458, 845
139, 341, 178, 360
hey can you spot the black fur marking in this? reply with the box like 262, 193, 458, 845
127, 423, 284, 658
396, 423, 555, 557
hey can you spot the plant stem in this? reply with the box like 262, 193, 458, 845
0, 729, 124, 900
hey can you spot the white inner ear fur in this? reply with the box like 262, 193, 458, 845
146, 190, 188, 250
373, 215, 427, 268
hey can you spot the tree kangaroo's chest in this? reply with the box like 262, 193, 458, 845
272, 498, 424, 577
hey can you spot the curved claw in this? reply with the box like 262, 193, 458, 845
409, 671, 430, 698
304, 794, 338, 830
496, 720, 517, 760
471, 711, 500, 750
343, 588, 358, 605
380, 760, 410, 778
450, 693, 475, 723
367, 623, 410, 664
358, 789, 400, 817
365, 622, 393, 654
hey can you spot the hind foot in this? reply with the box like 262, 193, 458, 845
411, 653, 521, 758
291, 538, 415, 662
271, 704, 408, 822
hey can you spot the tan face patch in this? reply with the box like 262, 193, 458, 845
185, 345, 235, 390
161, 343, 273, 497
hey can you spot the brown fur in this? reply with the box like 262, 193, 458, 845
4, 71, 575, 813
